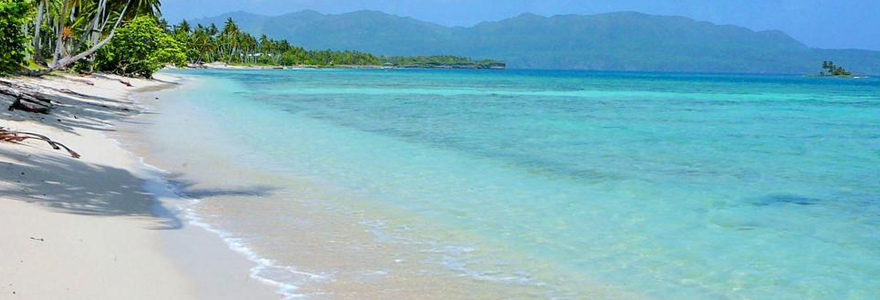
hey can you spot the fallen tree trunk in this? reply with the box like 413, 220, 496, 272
8, 96, 51, 114
0, 85, 54, 114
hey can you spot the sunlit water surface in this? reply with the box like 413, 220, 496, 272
144, 69, 880, 300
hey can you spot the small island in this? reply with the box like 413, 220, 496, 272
815, 61, 858, 78
381, 56, 506, 69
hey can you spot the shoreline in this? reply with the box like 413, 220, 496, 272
0, 72, 280, 299
119, 69, 639, 300
192, 62, 506, 70
118, 77, 299, 299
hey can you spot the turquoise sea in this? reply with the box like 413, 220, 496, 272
144, 69, 880, 299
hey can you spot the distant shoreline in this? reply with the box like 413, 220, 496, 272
190, 62, 506, 70
805, 74, 870, 79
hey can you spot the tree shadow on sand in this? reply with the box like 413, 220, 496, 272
0, 148, 276, 231
0, 74, 176, 135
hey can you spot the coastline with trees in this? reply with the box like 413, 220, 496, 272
0, 1, 504, 77
166, 18, 505, 70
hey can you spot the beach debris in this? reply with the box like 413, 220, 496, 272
1, 82, 55, 114
93, 74, 133, 87
68, 77, 96, 86
8, 95, 51, 114
57, 88, 93, 99
0, 127, 81, 159
29, 237, 45, 242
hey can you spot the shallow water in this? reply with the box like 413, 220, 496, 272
140, 69, 880, 299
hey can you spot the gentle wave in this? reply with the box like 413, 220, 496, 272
136, 158, 329, 299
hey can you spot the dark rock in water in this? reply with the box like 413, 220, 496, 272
752, 194, 821, 206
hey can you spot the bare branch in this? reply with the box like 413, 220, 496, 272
0, 127, 80, 159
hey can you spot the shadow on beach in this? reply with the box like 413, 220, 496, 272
0, 74, 181, 135
0, 74, 276, 231
164, 172, 277, 199
0, 147, 183, 230
0, 147, 281, 231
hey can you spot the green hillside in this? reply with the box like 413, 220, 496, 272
193, 10, 880, 74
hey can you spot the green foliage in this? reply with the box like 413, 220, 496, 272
820, 61, 852, 77
168, 18, 381, 66
380, 56, 504, 68
95, 16, 186, 78
72, 42, 96, 73
169, 18, 494, 68
0, 0, 31, 74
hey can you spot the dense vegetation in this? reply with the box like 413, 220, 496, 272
167, 19, 379, 66
0, 0, 30, 74
380, 56, 504, 68
196, 10, 880, 74
166, 19, 500, 68
0, 0, 164, 76
819, 61, 852, 77
0, 1, 500, 77
91, 16, 185, 77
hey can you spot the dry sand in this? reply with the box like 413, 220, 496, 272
0, 73, 279, 300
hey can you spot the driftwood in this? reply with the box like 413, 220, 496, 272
58, 88, 93, 99
92, 74, 133, 87
1, 85, 55, 114
0, 81, 53, 102
0, 127, 80, 159
68, 77, 95, 86
0, 79, 95, 102
1, 84, 54, 114
9, 96, 51, 114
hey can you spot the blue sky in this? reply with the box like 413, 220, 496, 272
162, 0, 880, 51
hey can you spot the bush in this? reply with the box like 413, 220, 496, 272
0, 0, 30, 75
95, 16, 186, 78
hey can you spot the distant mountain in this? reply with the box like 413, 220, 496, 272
193, 10, 880, 74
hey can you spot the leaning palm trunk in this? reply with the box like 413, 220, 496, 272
29, 0, 132, 76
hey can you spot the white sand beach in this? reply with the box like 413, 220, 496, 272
0, 73, 279, 300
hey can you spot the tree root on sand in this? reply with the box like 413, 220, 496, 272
0, 127, 81, 159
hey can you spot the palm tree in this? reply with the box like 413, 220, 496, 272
190, 26, 213, 64
31, 0, 49, 64
129, 0, 160, 18
29, 0, 162, 76
220, 18, 239, 63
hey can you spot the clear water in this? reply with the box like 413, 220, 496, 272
153, 69, 880, 299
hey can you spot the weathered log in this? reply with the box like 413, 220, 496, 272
1, 86, 54, 114
0, 82, 53, 103
8, 96, 51, 114
20, 92, 53, 104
